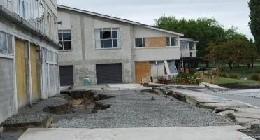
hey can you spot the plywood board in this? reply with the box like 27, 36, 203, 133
30, 44, 41, 102
145, 37, 166, 48
15, 38, 28, 107
135, 62, 151, 83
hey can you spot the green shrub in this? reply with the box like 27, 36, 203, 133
171, 73, 198, 85
249, 74, 260, 81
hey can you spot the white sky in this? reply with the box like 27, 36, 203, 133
57, 0, 252, 39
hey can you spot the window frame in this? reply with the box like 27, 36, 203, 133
135, 38, 145, 48
166, 37, 178, 47
58, 30, 72, 51
0, 31, 14, 59
95, 28, 120, 49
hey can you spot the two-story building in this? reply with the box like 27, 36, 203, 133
57, 5, 183, 86
0, 0, 60, 123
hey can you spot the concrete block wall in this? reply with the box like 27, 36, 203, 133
0, 58, 16, 123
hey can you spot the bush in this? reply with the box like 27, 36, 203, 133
229, 74, 240, 79
249, 74, 260, 81
171, 73, 198, 85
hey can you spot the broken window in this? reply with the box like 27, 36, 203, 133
95, 28, 119, 49
58, 30, 72, 51
166, 37, 178, 46
0, 31, 13, 55
135, 38, 145, 47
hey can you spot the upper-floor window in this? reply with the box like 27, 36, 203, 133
58, 30, 71, 51
166, 37, 178, 46
135, 38, 145, 47
95, 28, 119, 49
0, 31, 13, 55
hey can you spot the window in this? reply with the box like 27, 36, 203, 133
0, 31, 13, 55
180, 41, 189, 51
135, 38, 145, 47
58, 30, 71, 50
95, 28, 119, 48
166, 37, 178, 46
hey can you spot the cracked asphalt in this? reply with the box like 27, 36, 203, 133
52, 90, 234, 128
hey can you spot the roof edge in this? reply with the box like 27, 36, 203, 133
57, 5, 184, 36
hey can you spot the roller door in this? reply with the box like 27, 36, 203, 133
59, 66, 73, 86
96, 63, 122, 84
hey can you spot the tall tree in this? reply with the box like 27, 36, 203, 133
249, 0, 260, 53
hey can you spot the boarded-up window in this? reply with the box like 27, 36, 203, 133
145, 37, 166, 48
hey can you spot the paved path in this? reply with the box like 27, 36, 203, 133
207, 89, 260, 108
19, 126, 254, 140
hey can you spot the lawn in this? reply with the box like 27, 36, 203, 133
213, 77, 260, 85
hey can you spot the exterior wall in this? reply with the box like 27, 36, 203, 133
135, 47, 180, 61
58, 8, 182, 86
58, 9, 133, 86
133, 26, 181, 62
0, 0, 59, 123
0, 58, 16, 123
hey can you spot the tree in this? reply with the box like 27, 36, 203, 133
205, 37, 257, 69
155, 16, 225, 58
249, 0, 260, 53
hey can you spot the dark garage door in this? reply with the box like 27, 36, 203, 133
59, 66, 73, 86
96, 63, 122, 84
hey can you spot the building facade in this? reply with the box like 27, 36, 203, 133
58, 6, 183, 86
0, 0, 60, 123
179, 38, 198, 70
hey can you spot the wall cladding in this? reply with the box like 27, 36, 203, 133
0, 58, 16, 123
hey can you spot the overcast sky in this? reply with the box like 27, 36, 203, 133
57, 0, 252, 39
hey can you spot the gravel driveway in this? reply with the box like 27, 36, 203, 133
52, 90, 234, 128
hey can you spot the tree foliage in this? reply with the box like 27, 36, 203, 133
204, 35, 257, 69
155, 16, 225, 57
249, 0, 260, 53
155, 16, 257, 68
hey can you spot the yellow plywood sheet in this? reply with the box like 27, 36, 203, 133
135, 62, 151, 83
30, 44, 40, 102
145, 37, 166, 48
15, 38, 27, 107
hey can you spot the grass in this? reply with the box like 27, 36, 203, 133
220, 66, 260, 78
213, 77, 260, 85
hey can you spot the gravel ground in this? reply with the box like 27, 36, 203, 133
52, 90, 234, 128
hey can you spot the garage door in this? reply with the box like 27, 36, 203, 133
96, 63, 122, 84
59, 66, 73, 86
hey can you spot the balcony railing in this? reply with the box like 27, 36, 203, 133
181, 50, 197, 58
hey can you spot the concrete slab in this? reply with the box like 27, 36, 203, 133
200, 82, 227, 90
19, 126, 255, 140
200, 101, 251, 109
107, 84, 151, 90
73, 85, 109, 91
170, 89, 251, 109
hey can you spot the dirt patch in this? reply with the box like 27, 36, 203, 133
44, 90, 114, 115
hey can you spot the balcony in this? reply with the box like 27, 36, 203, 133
181, 50, 197, 58
134, 47, 180, 61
